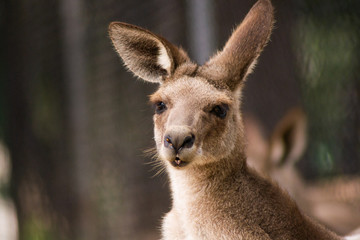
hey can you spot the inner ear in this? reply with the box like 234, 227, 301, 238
109, 22, 190, 83
269, 108, 307, 167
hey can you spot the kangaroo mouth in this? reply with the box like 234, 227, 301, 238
170, 157, 188, 168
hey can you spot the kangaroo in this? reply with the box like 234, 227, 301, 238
245, 108, 360, 235
245, 108, 309, 203
109, 0, 349, 239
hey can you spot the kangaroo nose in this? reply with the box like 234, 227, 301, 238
164, 133, 195, 153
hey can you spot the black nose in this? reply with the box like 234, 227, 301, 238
164, 134, 195, 153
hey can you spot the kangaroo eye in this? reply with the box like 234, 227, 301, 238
211, 104, 228, 119
155, 102, 167, 114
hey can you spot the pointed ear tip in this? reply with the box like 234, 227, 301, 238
109, 21, 117, 29
108, 22, 120, 37
259, 0, 274, 9
108, 21, 124, 31
108, 22, 134, 34
254, 0, 275, 20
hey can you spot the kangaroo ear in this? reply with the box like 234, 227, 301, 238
109, 22, 190, 83
199, 0, 274, 90
269, 108, 307, 167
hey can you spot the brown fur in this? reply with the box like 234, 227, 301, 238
198, 0, 274, 91
245, 108, 360, 235
109, 22, 190, 83
109, 0, 345, 239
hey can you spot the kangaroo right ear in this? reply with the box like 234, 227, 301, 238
109, 22, 190, 83
269, 108, 307, 167
199, 0, 274, 90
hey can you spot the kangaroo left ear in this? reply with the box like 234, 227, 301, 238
199, 0, 274, 90
269, 108, 307, 167
109, 22, 190, 83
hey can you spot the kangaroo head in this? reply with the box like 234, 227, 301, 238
246, 108, 307, 199
109, 0, 274, 169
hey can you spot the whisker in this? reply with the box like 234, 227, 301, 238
143, 147, 166, 178
143, 147, 158, 159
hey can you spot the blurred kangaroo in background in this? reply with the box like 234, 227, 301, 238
245, 108, 360, 235
109, 0, 360, 239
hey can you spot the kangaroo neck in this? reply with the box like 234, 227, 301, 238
167, 147, 247, 209
166, 150, 342, 240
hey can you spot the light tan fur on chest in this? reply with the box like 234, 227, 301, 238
108, 0, 356, 239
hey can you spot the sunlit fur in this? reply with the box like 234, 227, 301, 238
108, 0, 355, 239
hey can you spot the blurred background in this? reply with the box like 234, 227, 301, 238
0, 0, 359, 239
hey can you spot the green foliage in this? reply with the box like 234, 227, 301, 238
24, 217, 56, 240
295, 9, 359, 176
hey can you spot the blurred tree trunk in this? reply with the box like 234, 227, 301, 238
186, 0, 216, 65
59, 0, 96, 239
4, 0, 77, 239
